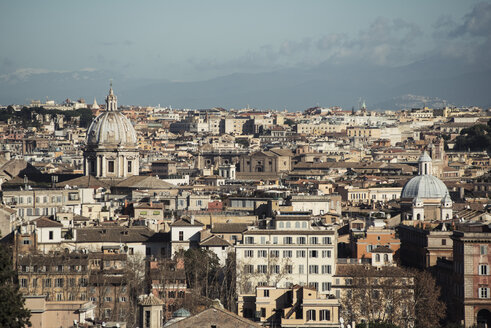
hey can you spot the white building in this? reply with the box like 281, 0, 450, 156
236, 214, 337, 296
170, 217, 204, 256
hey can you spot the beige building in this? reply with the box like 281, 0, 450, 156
239, 148, 293, 174
239, 286, 340, 327
25, 295, 96, 328
346, 127, 381, 140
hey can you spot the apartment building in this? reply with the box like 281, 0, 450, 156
17, 250, 132, 322
235, 215, 337, 296
2, 187, 95, 221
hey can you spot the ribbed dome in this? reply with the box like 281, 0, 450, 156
86, 111, 137, 147
401, 175, 449, 199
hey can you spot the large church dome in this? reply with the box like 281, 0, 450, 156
85, 84, 137, 147
86, 111, 137, 147
400, 151, 449, 199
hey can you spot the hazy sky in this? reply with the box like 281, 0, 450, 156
0, 1, 489, 82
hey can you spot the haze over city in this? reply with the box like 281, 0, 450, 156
1, 1, 490, 109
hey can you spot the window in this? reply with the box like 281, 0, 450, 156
179, 231, 184, 241
302, 222, 307, 229
479, 287, 490, 299
442, 239, 446, 246
56, 293, 63, 301
297, 237, 306, 244
44, 279, 51, 287
244, 265, 254, 274
32, 278, 37, 287
127, 160, 132, 173
49, 231, 54, 240
309, 265, 319, 274
298, 265, 305, 274
55, 278, 64, 287
384, 254, 389, 262
481, 245, 488, 255
307, 309, 316, 321
273, 236, 278, 244
320, 309, 331, 321
263, 289, 270, 297
283, 250, 292, 258
323, 237, 332, 244
375, 254, 381, 262
322, 250, 332, 258
108, 160, 115, 173
322, 282, 332, 291
309, 250, 318, 258
270, 250, 279, 258
279, 222, 284, 228
296, 250, 306, 258
245, 237, 254, 244
283, 237, 292, 244
321, 265, 332, 274
479, 264, 489, 275
310, 237, 318, 244
244, 250, 254, 258
295, 222, 300, 228
258, 250, 267, 257
270, 265, 280, 274
257, 265, 267, 274
20, 279, 27, 288
285, 265, 293, 274
260, 308, 266, 317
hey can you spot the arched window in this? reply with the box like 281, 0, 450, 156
384, 254, 389, 262
279, 222, 284, 228
416, 213, 421, 220
286, 222, 291, 228
295, 222, 300, 228
375, 254, 380, 262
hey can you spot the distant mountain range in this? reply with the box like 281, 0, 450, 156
0, 57, 489, 111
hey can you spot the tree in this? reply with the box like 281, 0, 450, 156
411, 269, 446, 328
0, 244, 31, 327
339, 265, 414, 328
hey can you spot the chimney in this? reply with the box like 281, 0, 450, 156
191, 215, 195, 225
459, 187, 465, 200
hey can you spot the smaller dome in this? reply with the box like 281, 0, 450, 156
401, 175, 450, 199
173, 308, 191, 318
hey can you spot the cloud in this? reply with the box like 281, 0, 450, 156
450, 2, 491, 37
431, 2, 491, 68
